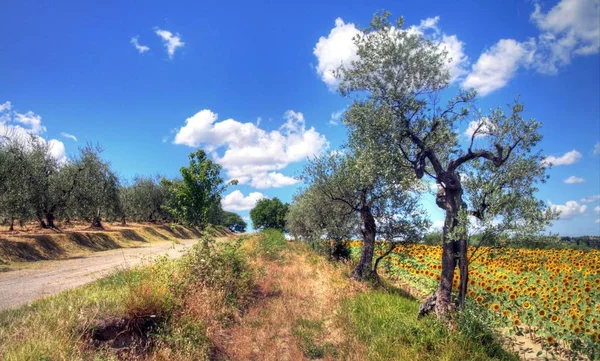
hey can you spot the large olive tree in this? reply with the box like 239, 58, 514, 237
336, 12, 554, 317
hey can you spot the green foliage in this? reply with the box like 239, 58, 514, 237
163, 150, 235, 227
120, 175, 171, 223
222, 211, 247, 233
250, 197, 289, 231
254, 228, 287, 260
184, 233, 254, 307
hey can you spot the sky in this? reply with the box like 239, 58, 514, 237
0, 0, 599, 236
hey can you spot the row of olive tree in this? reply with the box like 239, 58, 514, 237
289, 11, 555, 323
0, 135, 246, 232
0, 134, 120, 229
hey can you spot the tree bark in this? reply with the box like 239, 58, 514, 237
419, 174, 467, 319
352, 205, 376, 281
8, 217, 14, 232
457, 237, 468, 310
45, 213, 56, 229
90, 217, 103, 229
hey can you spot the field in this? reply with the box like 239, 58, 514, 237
347, 241, 600, 358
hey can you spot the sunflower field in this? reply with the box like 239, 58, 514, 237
346, 241, 600, 358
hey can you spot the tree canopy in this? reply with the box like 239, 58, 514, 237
250, 198, 289, 231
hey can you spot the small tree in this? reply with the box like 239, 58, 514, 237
337, 11, 554, 317
250, 198, 288, 231
222, 211, 247, 233
303, 151, 425, 280
286, 185, 359, 259
164, 150, 235, 228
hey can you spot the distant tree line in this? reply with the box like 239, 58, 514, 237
0, 134, 246, 232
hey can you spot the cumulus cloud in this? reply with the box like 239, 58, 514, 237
313, 18, 360, 89
313, 16, 468, 89
463, 39, 535, 96
530, 0, 600, 74
60, 132, 77, 142
462, 0, 599, 95
541, 150, 582, 166
130, 36, 150, 54
596, 218, 600, 223
595, 206, 600, 214
173, 109, 327, 188
549, 200, 587, 219
581, 194, 600, 203
221, 190, 267, 211
250, 172, 299, 189
0, 101, 66, 163
564, 175, 585, 184
155, 29, 184, 58
594, 142, 600, 155
430, 219, 444, 231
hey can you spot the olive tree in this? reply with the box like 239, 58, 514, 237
67, 145, 120, 229
286, 185, 359, 258
303, 151, 426, 281
336, 12, 554, 317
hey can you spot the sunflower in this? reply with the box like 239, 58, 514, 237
509, 293, 517, 301
523, 301, 531, 309
492, 304, 501, 312
551, 314, 559, 322
538, 309, 547, 317
546, 336, 555, 344
513, 318, 521, 326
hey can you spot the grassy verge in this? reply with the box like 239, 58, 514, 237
0, 230, 252, 360
0, 230, 520, 360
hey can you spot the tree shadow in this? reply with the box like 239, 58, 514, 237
0, 238, 48, 261
68, 232, 121, 251
119, 230, 147, 243
142, 227, 170, 240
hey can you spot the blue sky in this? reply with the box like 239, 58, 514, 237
1, 0, 599, 236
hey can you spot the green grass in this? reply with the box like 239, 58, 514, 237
339, 290, 519, 361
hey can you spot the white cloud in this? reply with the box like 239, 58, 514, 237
221, 190, 267, 211
595, 206, 600, 214
593, 142, 600, 155
0, 101, 66, 163
541, 150, 582, 166
564, 175, 585, 184
313, 16, 469, 89
173, 109, 327, 188
595, 218, 600, 223
463, 39, 535, 96
250, 172, 299, 189
464, 117, 495, 138
313, 18, 360, 89
130, 36, 150, 54
329, 109, 345, 125
155, 29, 184, 59
430, 219, 444, 231
60, 132, 77, 142
549, 200, 587, 219
530, 0, 600, 74
582, 194, 600, 203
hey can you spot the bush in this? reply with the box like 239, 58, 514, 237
255, 228, 287, 260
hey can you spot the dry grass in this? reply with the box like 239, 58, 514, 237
212, 242, 367, 361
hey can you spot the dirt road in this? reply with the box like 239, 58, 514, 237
0, 239, 200, 311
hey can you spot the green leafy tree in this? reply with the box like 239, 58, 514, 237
222, 211, 247, 233
67, 145, 121, 229
303, 151, 426, 280
250, 198, 288, 231
164, 150, 235, 227
286, 184, 359, 259
336, 11, 555, 316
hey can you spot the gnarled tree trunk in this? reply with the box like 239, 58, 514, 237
419, 174, 467, 319
352, 204, 376, 281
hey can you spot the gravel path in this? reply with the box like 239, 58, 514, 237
0, 239, 199, 310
